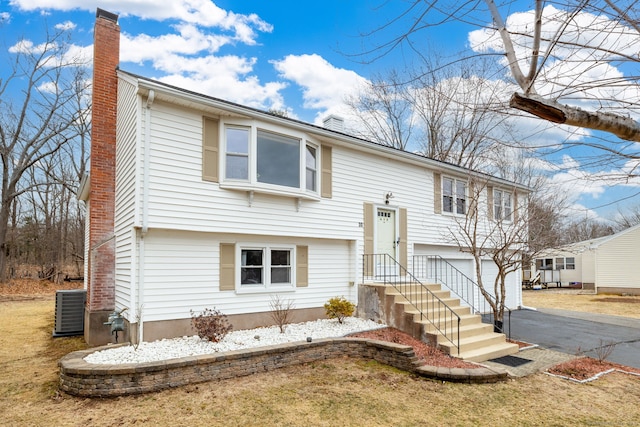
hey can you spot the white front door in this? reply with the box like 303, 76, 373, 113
376, 208, 397, 276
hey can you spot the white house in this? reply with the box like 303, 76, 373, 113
534, 223, 640, 294
79, 9, 528, 346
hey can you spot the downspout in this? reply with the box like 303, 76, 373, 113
137, 89, 155, 343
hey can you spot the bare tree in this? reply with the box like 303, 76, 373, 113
347, 57, 521, 171
562, 216, 615, 243
612, 205, 640, 231
345, 71, 415, 151
448, 178, 529, 329
0, 28, 90, 281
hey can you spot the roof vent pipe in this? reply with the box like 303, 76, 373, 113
322, 115, 344, 132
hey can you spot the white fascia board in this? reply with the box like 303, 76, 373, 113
77, 172, 90, 201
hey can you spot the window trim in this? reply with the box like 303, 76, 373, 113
555, 257, 575, 270
220, 120, 322, 199
441, 176, 467, 215
305, 143, 318, 192
224, 125, 251, 182
236, 244, 297, 293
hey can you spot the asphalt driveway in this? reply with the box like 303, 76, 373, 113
506, 308, 640, 369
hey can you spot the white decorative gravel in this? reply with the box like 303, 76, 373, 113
84, 317, 386, 365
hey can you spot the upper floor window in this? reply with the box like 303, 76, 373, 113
225, 127, 249, 180
443, 177, 467, 215
305, 145, 317, 192
222, 122, 320, 195
494, 189, 513, 221
257, 130, 300, 188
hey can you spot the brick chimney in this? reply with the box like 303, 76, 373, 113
85, 8, 120, 346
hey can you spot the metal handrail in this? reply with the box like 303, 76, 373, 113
412, 255, 511, 338
363, 254, 460, 355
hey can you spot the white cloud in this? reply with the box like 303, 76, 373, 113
272, 54, 368, 118
563, 202, 601, 221
10, 0, 272, 44
9, 38, 91, 68
8, 39, 40, 54
543, 155, 640, 205
55, 20, 75, 30
1, 12, 10, 22
120, 25, 230, 64
154, 53, 287, 110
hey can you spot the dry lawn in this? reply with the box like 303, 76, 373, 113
1, 294, 640, 426
523, 289, 640, 319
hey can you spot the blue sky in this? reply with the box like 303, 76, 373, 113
2, 0, 639, 222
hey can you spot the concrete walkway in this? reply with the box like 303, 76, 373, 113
482, 347, 578, 377
489, 308, 640, 375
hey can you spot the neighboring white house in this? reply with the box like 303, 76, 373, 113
533, 223, 640, 294
79, 10, 528, 345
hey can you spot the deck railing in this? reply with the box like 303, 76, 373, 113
363, 254, 460, 354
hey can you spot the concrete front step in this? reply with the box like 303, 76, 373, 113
404, 307, 472, 322
439, 332, 508, 354
387, 291, 452, 302
396, 297, 465, 312
431, 322, 495, 342
454, 342, 520, 363
413, 311, 478, 327
382, 283, 444, 294
370, 282, 518, 363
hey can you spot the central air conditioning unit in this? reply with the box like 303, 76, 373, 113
53, 289, 86, 337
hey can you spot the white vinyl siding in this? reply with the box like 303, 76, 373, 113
114, 78, 140, 312
596, 226, 640, 291
139, 230, 354, 322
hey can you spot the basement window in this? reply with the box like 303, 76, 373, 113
240, 246, 294, 291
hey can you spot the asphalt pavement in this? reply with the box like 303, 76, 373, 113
505, 307, 640, 370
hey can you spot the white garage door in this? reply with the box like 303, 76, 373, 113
481, 260, 520, 310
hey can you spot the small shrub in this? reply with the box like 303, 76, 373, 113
324, 296, 355, 324
269, 295, 295, 333
190, 308, 232, 342
594, 340, 616, 363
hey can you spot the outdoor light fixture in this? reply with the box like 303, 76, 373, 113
384, 192, 394, 204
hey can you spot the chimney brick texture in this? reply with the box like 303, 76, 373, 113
88, 13, 120, 312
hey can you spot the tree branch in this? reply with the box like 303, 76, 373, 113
510, 92, 640, 142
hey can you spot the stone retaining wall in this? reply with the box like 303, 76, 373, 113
60, 338, 420, 397
59, 338, 507, 397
